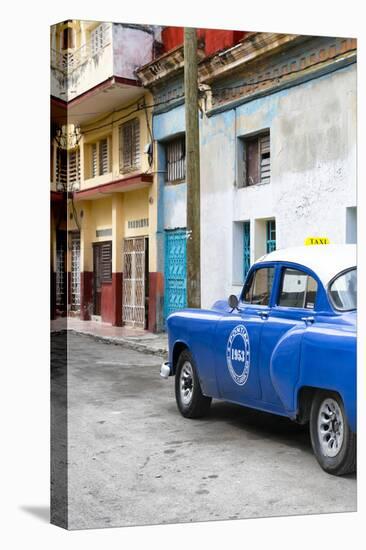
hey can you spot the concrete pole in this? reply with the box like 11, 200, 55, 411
184, 27, 201, 308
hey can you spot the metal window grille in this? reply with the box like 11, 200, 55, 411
266, 220, 276, 253
91, 24, 106, 56
166, 136, 186, 182
243, 221, 251, 279
120, 119, 140, 173
122, 237, 146, 328
70, 232, 80, 311
99, 138, 109, 175
91, 143, 97, 177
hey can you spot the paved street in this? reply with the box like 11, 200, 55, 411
56, 333, 356, 530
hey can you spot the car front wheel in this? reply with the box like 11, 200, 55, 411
175, 350, 212, 418
309, 390, 356, 476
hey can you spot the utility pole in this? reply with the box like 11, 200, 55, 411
184, 27, 201, 308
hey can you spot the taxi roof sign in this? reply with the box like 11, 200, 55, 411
305, 237, 330, 245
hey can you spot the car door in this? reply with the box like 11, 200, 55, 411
214, 265, 275, 405
258, 265, 319, 405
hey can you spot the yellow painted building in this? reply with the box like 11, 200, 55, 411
51, 20, 163, 331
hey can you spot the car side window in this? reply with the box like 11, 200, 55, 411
278, 268, 318, 309
243, 267, 274, 306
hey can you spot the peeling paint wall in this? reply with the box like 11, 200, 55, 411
164, 184, 187, 229
152, 102, 187, 285
153, 103, 187, 233
200, 64, 357, 308
113, 25, 154, 80
51, 22, 157, 101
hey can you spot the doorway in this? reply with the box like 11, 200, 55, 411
122, 237, 148, 328
93, 241, 112, 316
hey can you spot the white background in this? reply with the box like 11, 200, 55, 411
0, 1, 364, 548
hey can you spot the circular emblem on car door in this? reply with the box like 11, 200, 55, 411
226, 325, 251, 386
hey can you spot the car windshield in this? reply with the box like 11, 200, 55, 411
329, 268, 357, 311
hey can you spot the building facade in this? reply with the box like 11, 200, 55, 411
138, 31, 357, 313
137, 28, 247, 327
50, 20, 163, 330
51, 24, 357, 330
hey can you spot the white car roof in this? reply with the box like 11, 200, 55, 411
256, 244, 356, 286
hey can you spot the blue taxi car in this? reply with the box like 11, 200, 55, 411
161, 245, 356, 476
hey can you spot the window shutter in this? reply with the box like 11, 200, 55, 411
68, 149, 80, 189
99, 138, 109, 175
121, 119, 140, 173
259, 134, 270, 184
91, 143, 97, 177
91, 24, 105, 56
100, 242, 112, 282
56, 149, 67, 190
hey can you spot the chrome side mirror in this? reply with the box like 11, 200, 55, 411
228, 294, 239, 311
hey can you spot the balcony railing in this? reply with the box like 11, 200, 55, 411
51, 23, 112, 75
51, 42, 110, 76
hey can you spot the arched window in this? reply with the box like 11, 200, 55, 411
62, 26, 75, 50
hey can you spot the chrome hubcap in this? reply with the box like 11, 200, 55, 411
180, 361, 194, 405
317, 398, 344, 458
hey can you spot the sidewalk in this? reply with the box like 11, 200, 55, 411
51, 317, 168, 358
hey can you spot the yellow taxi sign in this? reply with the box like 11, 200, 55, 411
305, 237, 330, 245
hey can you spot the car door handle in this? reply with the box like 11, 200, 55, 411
256, 310, 269, 319
301, 316, 315, 325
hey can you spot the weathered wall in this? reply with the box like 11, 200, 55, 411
200, 63, 357, 308
51, 22, 156, 101
113, 25, 154, 80
153, 102, 187, 275
81, 90, 153, 190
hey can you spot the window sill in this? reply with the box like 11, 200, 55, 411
120, 167, 141, 175
165, 179, 186, 186
236, 181, 271, 190
83, 173, 113, 189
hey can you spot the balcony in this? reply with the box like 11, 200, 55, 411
51, 22, 160, 123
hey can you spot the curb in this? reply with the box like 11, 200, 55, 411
51, 328, 168, 359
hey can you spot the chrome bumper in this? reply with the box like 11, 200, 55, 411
160, 361, 171, 379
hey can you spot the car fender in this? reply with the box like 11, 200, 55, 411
270, 325, 305, 413
167, 309, 222, 397
294, 324, 356, 431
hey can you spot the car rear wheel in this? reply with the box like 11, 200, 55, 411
175, 350, 212, 418
309, 390, 356, 476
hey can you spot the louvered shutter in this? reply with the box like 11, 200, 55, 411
68, 149, 80, 189
120, 119, 140, 173
259, 134, 270, 184
99, 138, 109, 175
91, 24, 105, 56
91, 143, 97, 177
56, 149, 67, 190
100, 242, 112, 282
